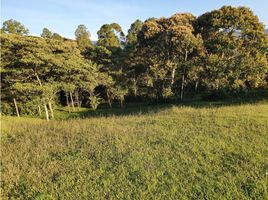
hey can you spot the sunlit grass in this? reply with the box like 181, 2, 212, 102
1, 101, 268, 199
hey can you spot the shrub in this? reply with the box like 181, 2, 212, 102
1, 102, 14, 115
89, 94, 102, 111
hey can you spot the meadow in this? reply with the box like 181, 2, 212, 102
1, 100, 268, 199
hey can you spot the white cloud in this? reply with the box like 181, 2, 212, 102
90, 34, 98, 41
29, 32, 40, 37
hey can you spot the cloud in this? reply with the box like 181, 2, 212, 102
90, 34, 98, 41
29, 32, 40, 37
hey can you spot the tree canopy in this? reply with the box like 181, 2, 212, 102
75, 24, 92, 51
196, 6, 268, 91
97, 23, 125, 49
1, 6, 268, 117
41, 28, 53, 38
1, 19, 29, 35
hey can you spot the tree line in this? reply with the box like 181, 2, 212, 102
1, 6, 268, 120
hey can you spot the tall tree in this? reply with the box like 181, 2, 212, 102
41, 28, 53, 38
51, 33, 63, 41
96, 23, 128, 106
195, 6, 268, 91
97, 23, 125, 49
1, 19, 29, 35
122, 20, 144, 97
126, 20, 143, 45
75, 24, 92, 51
137, 13, 203, 99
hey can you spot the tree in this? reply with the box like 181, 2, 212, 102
75, 24, 92, 51
84, 45, 112, 71
121, 20, 145, 97
62, 84, 76, 111
126, 20, 143, 45
113, 86, 128, 107
195, 6, 268, 92
47, 39, 101, 110
1, 19, 29, 35
41, 28, 53, 38
137, 13, 203, 100
95, 23, 128, 106
1, 33, 102, 117
89, 93, 102, 111
97, 23, 125, 49
51, 33, 63, 41
1, 34, 56, 120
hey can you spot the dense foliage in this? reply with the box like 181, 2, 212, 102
1, 6, 268, 119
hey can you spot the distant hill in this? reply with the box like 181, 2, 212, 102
266, 29, 268, 34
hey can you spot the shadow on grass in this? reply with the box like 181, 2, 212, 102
55, 92, 268, 120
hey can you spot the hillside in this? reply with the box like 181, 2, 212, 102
2, 101, 268, 199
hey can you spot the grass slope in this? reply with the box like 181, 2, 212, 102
1, 101, 268, 199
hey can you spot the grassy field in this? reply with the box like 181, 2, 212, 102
1, 100, 268, 199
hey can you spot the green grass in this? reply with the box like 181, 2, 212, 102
1, 101, 268, 199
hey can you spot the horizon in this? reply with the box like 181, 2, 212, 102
2, 0, 268, 40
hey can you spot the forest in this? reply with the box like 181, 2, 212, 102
1, 6, 268, 120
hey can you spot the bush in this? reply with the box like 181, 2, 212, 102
89, 94, 102, 111
1, 102, 14, 115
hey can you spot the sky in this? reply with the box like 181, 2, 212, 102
2, 0, 268, 40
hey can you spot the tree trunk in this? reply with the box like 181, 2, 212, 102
35, 71, 43, 87
180, 74, 185, 100
44, 104, 49, 121
133, 77, 138, 97
195, 80, 199, 93
161, 78, 167, 100
180, 50, 188, 101
35, 71, 49, 120
66, 95, 70, 113
38, 105, 42, 117
108, 98, 112, 108
48, 102, 54, 119
70, 92, 75, 111
120, 98, 124, 108
13, 98, 20, 117
171, 67, 176, 87
75, 91, 80, 110
106, 91, 112, 108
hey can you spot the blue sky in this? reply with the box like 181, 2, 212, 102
2, 0, 268, 40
